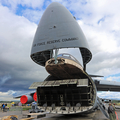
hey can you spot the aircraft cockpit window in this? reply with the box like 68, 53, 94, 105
57, 54, 62, 57
57, 54, 70, 58
63, 54, 70, 57
57, 54, 77, 61
56, 53, 80, 65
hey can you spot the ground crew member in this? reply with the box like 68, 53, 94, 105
112, 103, 116, 120
108, 103, 115, 120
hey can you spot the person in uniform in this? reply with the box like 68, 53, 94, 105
112, 103, 116, 120
108, 103, 115, 120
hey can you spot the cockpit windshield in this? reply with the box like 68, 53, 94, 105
57, 53, 80, 64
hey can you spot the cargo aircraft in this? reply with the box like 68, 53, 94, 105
15, 2, 120, 118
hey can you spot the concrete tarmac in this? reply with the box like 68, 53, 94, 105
0, 109, 120, 120
41, 112, 95, 120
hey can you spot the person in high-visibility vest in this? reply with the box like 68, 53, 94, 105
113, 103, 119, 120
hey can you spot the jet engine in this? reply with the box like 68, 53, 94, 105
20, 95, 34, 104
33, 92, 37, 101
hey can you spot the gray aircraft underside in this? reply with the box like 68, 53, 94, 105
15, 2, 120, 119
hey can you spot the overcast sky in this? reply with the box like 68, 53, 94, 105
0, 0, 120, 101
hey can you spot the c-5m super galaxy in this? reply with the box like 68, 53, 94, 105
15, 2, 120, 118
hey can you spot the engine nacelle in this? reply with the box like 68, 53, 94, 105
20, 95, 34, 104
33, 92, 37, 101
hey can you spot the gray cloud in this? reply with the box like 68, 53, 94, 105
0, 3, 48, 94
0, 75, 11, 86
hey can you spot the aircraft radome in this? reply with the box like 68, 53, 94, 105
15, 2, 120, 118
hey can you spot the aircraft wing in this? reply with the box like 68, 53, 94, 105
94, 79, 120, 92
13, 90, 35, 98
